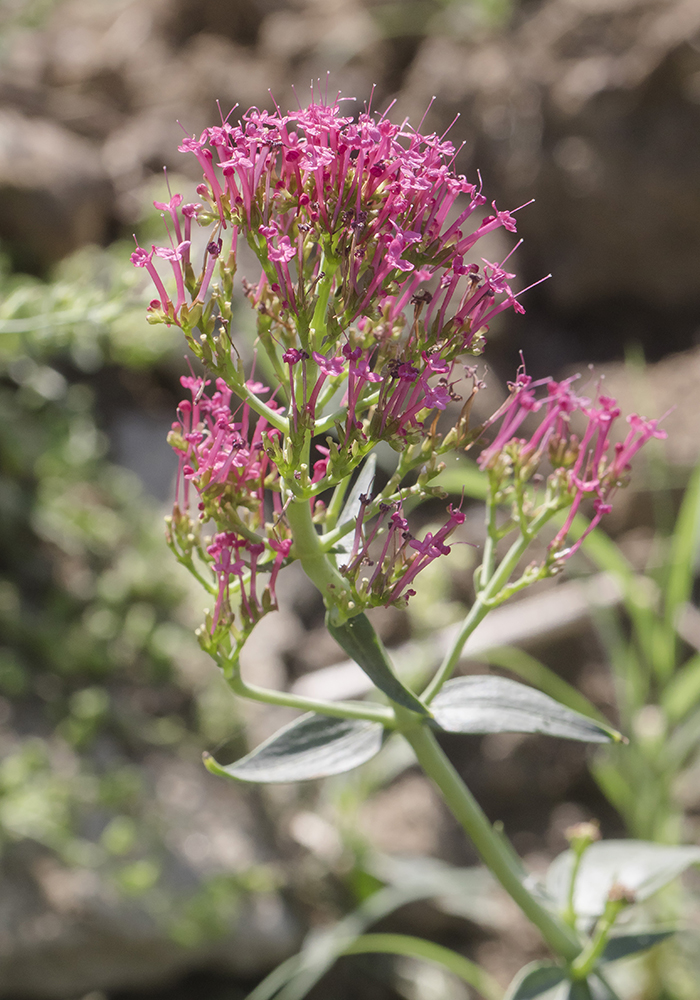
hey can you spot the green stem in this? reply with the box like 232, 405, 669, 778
421, 594, 490, 702
226, 672, 395, 726
285, 494, 352, 622
324, 477, 352, 533
309, 258, 338, 349
564, 850, 586, 929
342, 934, 502, 1000
315, 389, 381, 436
480, 491, 498, 589
422, 507, 559, 702
570, 898, 625, 979
400, 719, 582, 962
237, 379, 289, 433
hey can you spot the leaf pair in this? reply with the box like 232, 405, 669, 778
504, 936, 674, 1000
503, 838, 700, 999
504, 964, 616, 1000
205, 675, 618, 784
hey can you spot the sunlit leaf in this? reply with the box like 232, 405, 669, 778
430, 676, 618, 743
546, 840, 700, 920
204, 713, 385, 783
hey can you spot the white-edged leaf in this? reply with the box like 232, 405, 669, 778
430, 676, 617, 743
601, 928, 676, 963
204, 713, 385, 783
503, 961, 565, 1000
335, 454, 377, 556
546, 841, 700, 919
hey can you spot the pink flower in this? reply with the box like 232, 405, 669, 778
343, 501, 466, 607
268, 236, 296, 264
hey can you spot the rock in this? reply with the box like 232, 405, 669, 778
0, 110, 114, 274
0, 756, 302, 999
593, 342, 700, 467
403, 0, 700, 360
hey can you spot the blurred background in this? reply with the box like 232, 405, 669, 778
1, 1, 700, 998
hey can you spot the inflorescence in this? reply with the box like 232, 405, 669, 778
135, 93, 662, 650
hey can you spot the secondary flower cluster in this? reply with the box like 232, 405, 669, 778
342, 500, 466, 607
477, 371, 667, 557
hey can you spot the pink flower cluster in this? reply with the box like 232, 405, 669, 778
478, 372, 666, 557
168, 375, 292, 630
342, 500, 466, 606
148, 93, 661, 639
169, 375, 283, 518
281, 343, 459, 452
207, 531, 291, 631
132, 97, 528, 347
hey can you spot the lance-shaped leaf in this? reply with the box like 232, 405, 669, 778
565, 982, 594, 1000
430, 676, 618, 743
571, 976, 619, 1000
335, 454, 377, 557
601, 928, 675, 963
328, 612, 430, 716
503, 961, 565, 1000
546, 840, 700, 920
204, 713, 385, 783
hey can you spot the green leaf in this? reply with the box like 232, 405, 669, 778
546, 840, 700, 920
433, 458, 489, 501
589, 758, 634, 820
335, 454, 376, 556
503, 961, 565, 1000
661, 652, 700, 723
565, 982, 594, 1000
327, 612, 430, 716
666, 704, 700, 768
479, 647, 608, 725
203, 713, 385, 783
343, 933, 501, 1000
601, 928, 676, 963
246, 872, 496, 1000
580, 975, 619, 1000
664, 464, 700, 631
430, 676, 618, 743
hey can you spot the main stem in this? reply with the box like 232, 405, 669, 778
286, 492, 352, 624
400, 716, 582, 963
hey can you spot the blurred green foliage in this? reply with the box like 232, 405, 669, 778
0, 242, 267, 947
369, 0, 514, 41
